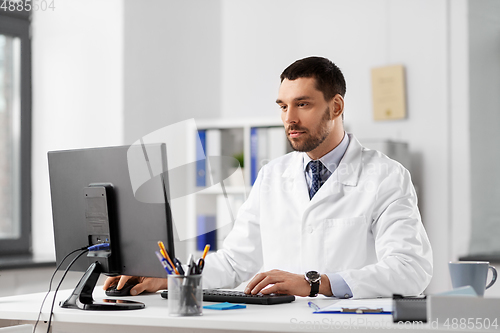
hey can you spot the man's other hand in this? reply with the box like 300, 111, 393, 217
103, 275, 168, 296
244, 269, 305, 296
244, 269, 333, 297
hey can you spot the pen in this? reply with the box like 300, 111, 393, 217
185, 254, 194, 276
156, 247, 174, 271
158, 241, 179, 275
201, 244, 210, 260
158, 241, 169, 259
196, 258, 204, 274
308, 301, 320, 312
190, 255, 198, 275
155, 251, 173, 275
173, 257, 185, 276
159, 247, 168, 261
341, 307, 384, 314
196, 244, 210, 274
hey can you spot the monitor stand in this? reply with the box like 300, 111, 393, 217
60, 261, 145, 310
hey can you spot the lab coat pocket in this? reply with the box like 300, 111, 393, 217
322, 216, 370, 271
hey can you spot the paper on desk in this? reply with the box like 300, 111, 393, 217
314, 298, 393, 314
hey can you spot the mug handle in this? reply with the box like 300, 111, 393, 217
486, 265, 497, 290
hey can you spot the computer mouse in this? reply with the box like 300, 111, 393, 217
105, 282, 136, 297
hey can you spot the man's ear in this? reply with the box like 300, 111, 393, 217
330, 94, 344, 119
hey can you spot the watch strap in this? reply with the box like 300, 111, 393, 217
309, 280, 320, 297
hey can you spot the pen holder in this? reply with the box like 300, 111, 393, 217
168, 274, 203, 316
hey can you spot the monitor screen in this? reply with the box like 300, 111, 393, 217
48, 143, 175, 280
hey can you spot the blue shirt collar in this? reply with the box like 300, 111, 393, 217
303, 131, 350, 173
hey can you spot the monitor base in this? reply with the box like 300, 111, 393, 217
60, 261, 145, 310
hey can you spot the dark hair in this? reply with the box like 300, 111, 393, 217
280, 56, 346, 100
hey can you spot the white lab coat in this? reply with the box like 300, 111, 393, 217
203, 134, 433, 298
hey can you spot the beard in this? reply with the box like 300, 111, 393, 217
286, 107, 332, 152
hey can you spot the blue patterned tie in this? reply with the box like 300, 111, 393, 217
308, 160, 324, 199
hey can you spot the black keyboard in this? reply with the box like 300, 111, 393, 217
160, 289, 295, 305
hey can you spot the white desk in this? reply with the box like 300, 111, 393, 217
0, 289, 486, 333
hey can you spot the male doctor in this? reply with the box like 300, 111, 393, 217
104, 56, 433, 298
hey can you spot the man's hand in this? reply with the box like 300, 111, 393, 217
244, 269, 333, 297
242, 269, 323, 296
103, 275, 168, 296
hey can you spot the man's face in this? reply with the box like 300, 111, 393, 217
277, 77, 333, 153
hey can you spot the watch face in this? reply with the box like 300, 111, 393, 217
306, 271, 321, 283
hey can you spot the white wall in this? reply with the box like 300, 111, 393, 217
122, 0, 222, 144
468, 0, 500, 256
31, 0, 124, 259
450, 0, 471, 265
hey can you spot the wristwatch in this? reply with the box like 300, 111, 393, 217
304, 271, 321, 297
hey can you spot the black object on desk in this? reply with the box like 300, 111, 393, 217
161, 289, 295, 305
105, 282, 136, 297
392, 294, 427, 322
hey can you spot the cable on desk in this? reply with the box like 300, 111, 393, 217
32, 246, 88, 333
46, 248, 89, 333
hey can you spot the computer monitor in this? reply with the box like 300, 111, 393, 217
48, 143, 175, 310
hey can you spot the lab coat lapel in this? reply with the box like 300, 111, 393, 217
336, 134, 362, 187
280, 134, 363, 210
281, 152, 309, 213
308, 133, 363, 205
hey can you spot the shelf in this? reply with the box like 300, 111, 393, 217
180, 117, 290, 258
459, 253, 500, 262
196, 117, 283, 129
195, 186, 248, 195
